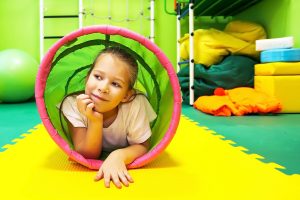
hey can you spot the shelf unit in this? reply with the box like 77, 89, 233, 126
39, 0, 156, 62
39, 0, 83, 61
176, 0, 263, 105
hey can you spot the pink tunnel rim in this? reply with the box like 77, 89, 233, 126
35, 25, 181, 170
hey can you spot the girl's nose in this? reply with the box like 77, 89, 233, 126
98, 88, 109, 94
98, 83, 109, 94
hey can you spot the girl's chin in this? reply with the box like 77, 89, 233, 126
93, 107, 104, 113
93, 106, 110, 113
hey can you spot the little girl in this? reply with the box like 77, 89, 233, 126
59, 47, 157, 188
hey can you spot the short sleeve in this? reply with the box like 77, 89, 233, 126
126, 95, 157, 145
59, 96, 87, 127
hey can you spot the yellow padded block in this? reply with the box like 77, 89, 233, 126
255, 62, 300, 75
255, 75, 300, 113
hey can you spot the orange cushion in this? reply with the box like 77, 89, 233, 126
194, 87, 282, 116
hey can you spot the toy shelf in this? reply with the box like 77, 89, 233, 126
176, 0, 263, 105
179, 0, 263, 18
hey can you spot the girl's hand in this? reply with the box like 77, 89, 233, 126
76, 94, 103, 122
94, 150, 134, 189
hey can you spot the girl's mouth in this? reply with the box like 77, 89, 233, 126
91, 94, 108, 101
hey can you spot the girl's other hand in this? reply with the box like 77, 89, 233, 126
76, 94, 103, 122
94, 150, 134, 189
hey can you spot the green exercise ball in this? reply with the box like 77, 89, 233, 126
0, 49, 38, 103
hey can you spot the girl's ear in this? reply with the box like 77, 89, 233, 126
121, 89, 134, 103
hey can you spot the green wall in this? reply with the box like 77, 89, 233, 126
0, 0, 39, 61
1, 0, 300, 69
236, 0, 300, 47
0, 0, 176, 66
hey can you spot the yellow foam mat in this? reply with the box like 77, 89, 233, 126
255, 75, 300, 113
1, 116, 300, 199
255, 62, 300, 76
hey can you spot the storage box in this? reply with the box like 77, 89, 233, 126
255, 62, 300, 113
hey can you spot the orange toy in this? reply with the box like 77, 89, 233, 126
194, 87, 282, 116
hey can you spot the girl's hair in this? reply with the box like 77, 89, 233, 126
88, 46, 138, 90
59, 46, 140, 138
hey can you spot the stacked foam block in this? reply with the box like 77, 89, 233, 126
255, 36, 300, 113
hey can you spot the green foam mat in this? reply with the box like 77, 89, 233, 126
0, 100, 41, 151
182, 104, 300, 175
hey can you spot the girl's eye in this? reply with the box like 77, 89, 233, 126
94, 75, 102, 80
112, 82, 121, 87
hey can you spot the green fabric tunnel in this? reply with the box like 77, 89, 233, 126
35, 26, 181, 169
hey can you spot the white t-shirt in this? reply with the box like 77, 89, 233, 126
61, 94, 157, 152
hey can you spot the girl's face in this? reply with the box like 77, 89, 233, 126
85, 53, 132, 113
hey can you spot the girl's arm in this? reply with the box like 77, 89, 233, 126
114, 140, 150, 164
66, 94, 104, 159
67, 119, 103, 159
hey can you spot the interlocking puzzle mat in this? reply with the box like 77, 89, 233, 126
182, 104, 300, 175
0, 101, 40, 151
1, 116, 300, 200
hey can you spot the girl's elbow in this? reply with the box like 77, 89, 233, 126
80, 151, 101, 159
84, 153, 100, 159
74, 146, 101, 159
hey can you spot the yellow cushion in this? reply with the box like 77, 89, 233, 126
255, 62, 300, 75
255, 75, 300, 113
178, 20, 266, 66
224, 20, 266, 43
